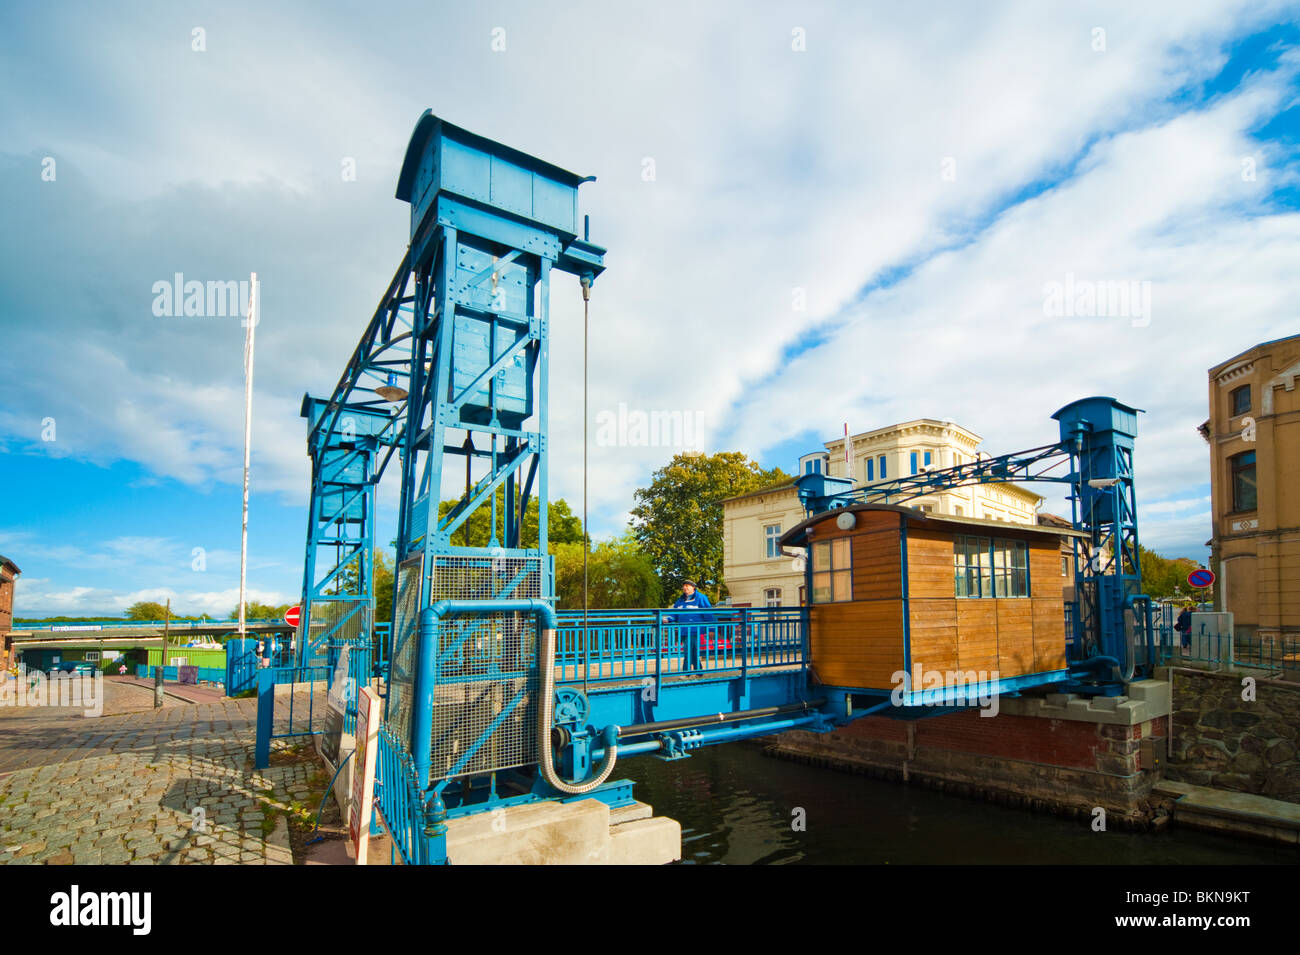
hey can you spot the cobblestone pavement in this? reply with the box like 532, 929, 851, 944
0, 678, 323, 865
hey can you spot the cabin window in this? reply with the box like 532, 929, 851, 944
954, 536, 1029, 598
764, 523, 782, 559
811, 538, 852, 603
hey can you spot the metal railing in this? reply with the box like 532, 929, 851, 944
18, 618, 286, 632
1157, 629, 1300, 673
552, 606, 806, 684
374, 724, 425, 865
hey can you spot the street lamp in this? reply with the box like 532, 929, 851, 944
375, 372, 408, 402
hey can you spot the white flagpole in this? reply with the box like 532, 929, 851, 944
238, 273, 259, 637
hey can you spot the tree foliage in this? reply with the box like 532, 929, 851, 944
373, 549, 394, 627
630, 452, 793, 601
125, 601, 170, 620
554, 532, 662, 609
1139, 545, 1202, 599
437, 491, 585, 548
227, 601, 292, 621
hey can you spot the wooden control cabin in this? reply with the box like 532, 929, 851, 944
780, 504, 1079, 702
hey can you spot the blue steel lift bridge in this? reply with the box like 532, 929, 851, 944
295, 113, 1157, 864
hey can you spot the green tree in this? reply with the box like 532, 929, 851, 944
228, 601, 292, 621
1138, 545, 1201, 599
555, 532, 663, 609
373, 549, 395, 626
630, 452, 793, 601
125, 601, 169, 621
437, 490, 585, 548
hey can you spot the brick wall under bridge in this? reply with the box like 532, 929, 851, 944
764, 680, 1172, 827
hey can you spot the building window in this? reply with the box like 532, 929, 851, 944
764, 524, 783, 559
1230, 451, 1257, 512
765, 588, 782, 607
811, 538, 852, 603
1061, 556, 1069, 576
954, 536, 1029, 598
924, 451, 932, 467
954, 505, 963, 516
798, 585, 806, 605
879, 455, 887, 479
866, 457, 874, 481
910, 451, 919, 475
1230, 385, 1251, 417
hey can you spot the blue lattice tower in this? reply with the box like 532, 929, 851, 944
297, 396, 401, 665
383, 113, 604, 811
1052, 398, 1146, 674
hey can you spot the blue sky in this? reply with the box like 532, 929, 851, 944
2, 2, 1299, 616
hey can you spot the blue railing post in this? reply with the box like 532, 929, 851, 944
654, 609, 663, 699
255, 667, 274, 769
410, 608, 438, 790
739, 608, 749, 678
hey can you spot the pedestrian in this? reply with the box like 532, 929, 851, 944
669, 580, 712, 671
1174, 602, 1194, 655
118, 664, 127, 676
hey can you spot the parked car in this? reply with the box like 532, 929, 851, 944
50, 660, 96, 676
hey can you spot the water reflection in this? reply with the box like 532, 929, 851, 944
618, 741, 1295, 865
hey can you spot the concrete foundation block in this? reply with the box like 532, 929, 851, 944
1126, 679, 1171, 712
1065, 699, 1098, 719
602, 817, 682, 865
445, 798, 680, 865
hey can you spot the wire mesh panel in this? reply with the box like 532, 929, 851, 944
387, 556, 423, 748
428, 555, 543, 782
305, 597, 368, 664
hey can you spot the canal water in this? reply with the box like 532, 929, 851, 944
619, 742, 1296, 865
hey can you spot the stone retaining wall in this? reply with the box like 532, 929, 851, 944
1164, 667, 1300, 803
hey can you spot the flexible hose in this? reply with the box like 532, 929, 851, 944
537, 626, 617, 794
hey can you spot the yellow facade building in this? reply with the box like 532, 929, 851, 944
1202, 334, 1300, 642
722, 419, 1044, 607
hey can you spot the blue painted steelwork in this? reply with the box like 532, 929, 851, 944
22, 618, 284, 631
297, 397, 401, 665
299, 114, 1167, 862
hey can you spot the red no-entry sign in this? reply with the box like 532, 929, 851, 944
1188, 568, 1215, 589
284, 605, 302, 628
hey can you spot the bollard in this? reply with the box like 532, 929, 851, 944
255, 667, 274, 769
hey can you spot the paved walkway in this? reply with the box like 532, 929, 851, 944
0, 677, 320, 864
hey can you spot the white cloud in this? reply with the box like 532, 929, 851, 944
1, 0, 1296, 591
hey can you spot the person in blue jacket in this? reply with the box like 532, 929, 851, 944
670, 580, 712, 671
